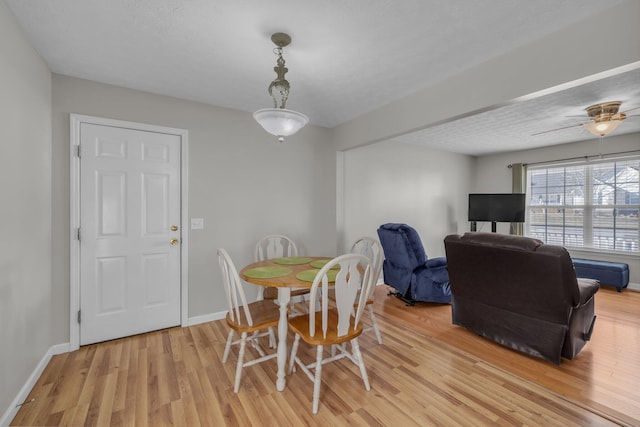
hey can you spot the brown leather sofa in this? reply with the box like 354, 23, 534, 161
444, 232, 599, 364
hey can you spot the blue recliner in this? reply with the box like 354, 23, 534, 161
377, 223, 451, 304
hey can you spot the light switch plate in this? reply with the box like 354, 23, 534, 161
190, 218, 204, 230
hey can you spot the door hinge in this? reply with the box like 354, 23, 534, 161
76, 145, 81, 158
77, 227, 81, 241
77, 310, 81, 324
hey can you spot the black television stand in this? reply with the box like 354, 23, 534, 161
469, 221, 497, 232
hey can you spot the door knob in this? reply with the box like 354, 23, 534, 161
170, 238, 179, 246
170, 225, 179, 231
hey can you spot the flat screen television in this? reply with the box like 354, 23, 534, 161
468, 193, 526, 223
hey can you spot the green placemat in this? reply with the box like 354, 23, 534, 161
243, 266, 292, 279
309, 259, 340, 269
296, 269, 338, 283
272, 256, 313, 265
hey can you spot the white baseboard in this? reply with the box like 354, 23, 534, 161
1, 343, 69, 427
188, 282, 386, 327
0, 295, 378, 426
1, 311, 227, 426
627, 282, 640, 292
187, 310, 226, 326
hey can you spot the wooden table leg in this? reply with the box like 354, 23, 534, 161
276, 287, 291, 391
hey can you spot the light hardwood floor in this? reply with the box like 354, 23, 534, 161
11, 285, 639, 426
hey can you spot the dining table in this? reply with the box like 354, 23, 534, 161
239, 256, 338, 391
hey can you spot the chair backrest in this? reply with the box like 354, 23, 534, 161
308, 253, 373, 339
254, 234, 299, 262
377, 223, 428, 267
350, 236, 383, 298
217, 248, 253, 326
377, 223, 427, 294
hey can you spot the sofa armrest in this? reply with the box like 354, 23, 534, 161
424, 257, 447, 269
577, 278, 599, 306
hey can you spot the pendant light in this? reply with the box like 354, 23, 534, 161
253, 33, 309, 143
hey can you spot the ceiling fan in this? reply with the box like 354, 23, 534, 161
533, 101, 640, 137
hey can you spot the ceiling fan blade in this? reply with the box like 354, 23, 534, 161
531, 123, 583, 136
622, 106, 640, 113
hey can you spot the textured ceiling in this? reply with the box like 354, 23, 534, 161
394, 67, 640, 156
4, 0, 638, 155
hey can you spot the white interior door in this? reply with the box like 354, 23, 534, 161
79, 123, 182, 345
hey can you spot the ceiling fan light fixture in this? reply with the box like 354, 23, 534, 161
582, 119, 624, 137
582, 101, 628, 137
253, 32, 308, 143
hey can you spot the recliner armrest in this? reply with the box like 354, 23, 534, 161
424, 257, 447, 269
577, 278, 599, 306
414, 257, 449, 285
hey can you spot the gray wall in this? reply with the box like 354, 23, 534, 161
474, 132, 640, 285
0, 0, 53, 417
51, 74, 337, 344
339, 141, 474, 257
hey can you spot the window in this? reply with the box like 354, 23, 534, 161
526, 158, 639, 254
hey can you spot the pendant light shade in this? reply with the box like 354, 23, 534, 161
253, 108, 309, 143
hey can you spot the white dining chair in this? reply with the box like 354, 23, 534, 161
287, 253, 374, 414
217, 248, 279, 393
254, 234, 299, 299
350, 236, 384, 344
254, 234, 309, 314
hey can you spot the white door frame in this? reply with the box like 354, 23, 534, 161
69, 114, 189, 351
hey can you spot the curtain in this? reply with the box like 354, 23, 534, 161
510, 163, 527, 235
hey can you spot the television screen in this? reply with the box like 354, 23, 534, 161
468, 193, 525, 223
